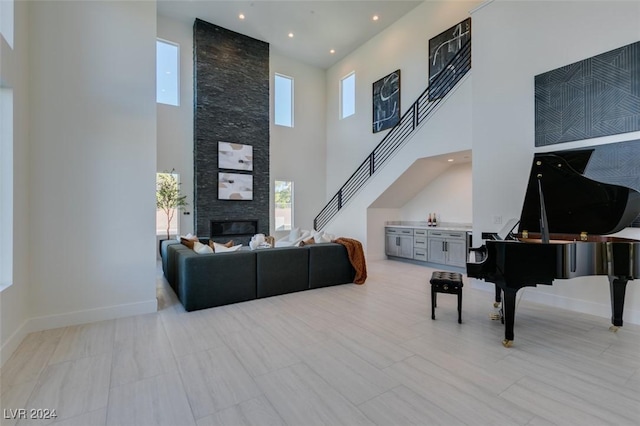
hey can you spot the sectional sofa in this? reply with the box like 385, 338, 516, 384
160, 240, 356, 311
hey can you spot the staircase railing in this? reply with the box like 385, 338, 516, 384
314, 39, 472, 231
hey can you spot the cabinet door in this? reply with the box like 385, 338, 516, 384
385, 234, 399, 256
428, 237, 446, 263
446, 239, 467, 267
399, 235, 414, 258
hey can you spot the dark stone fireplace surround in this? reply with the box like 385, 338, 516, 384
193, 19, 270, 246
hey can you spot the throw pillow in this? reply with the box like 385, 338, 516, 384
181, 237, 198, 249
213, 242, 243, 253
193, 241, 214, 254
300, 237, 315, 247
289, 227, 301, 241
313, 231, 330, 243
208, 239, 234, 250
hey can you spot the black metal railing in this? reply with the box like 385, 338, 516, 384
314, 40, 472, 231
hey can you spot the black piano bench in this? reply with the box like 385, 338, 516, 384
430, 271, 463, 324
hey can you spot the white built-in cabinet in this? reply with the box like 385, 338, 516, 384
385, 226, 467, 268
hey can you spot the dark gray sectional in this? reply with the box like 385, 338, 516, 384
160, 240, 356, 312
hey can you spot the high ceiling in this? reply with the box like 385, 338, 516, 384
157, 1, 424, 69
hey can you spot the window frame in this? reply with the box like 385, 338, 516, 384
274, 73, 294, 127
340, 71, 356, 119
156, 38, 180, 107
274, 180, 294, 232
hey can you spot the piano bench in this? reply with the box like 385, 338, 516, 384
429, 271, 463, 324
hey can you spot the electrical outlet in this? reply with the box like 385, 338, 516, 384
493, 215, 502, 225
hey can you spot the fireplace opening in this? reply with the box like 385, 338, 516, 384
210, 219, 258, 240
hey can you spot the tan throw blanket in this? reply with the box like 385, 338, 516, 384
333, 237, 367, 284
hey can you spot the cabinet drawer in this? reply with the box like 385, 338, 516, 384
386, 227, 412, 235
414, 248, 427, 261
414, 237, 427, 247
414, 229, 428, 236
445, 232, 464, 239
428, 230, 444, 237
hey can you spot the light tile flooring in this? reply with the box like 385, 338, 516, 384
2, 259, 640, 426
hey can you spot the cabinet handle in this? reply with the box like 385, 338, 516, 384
442, 241, 445, 252
445, 241, 448, 252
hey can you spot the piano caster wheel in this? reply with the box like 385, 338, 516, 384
502, 339, 513, 348
609, 325, 620, 333
493, 302, 500, 308
489, 313, 501, 321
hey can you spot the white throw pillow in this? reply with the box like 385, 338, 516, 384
313, 231, 330, 243
289, 228, 301, 241
193, 241, 214, 254
214, 242, 243, 253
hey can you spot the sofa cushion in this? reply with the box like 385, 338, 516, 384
307, 243, 356, 289
166, 243, 194, 292
256, 247, 309, 298
177, 250, 257, 312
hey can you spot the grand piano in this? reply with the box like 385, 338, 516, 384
467, 149, 640, 347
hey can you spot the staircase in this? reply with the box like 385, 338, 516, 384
314, 40, 472, 231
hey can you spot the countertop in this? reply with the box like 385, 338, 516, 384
385, 221, 472, 232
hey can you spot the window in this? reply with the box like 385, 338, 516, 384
0, 0, 14, 49
0, 88, 13, 290
275, 180, 293, 231
340, 72, 355, 119
156, 39, 179, 106
274, 74, 293, 127
156, 172, 182, 238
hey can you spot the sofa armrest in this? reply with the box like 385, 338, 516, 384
307, 243, 356, 288
177, 250, 257, 312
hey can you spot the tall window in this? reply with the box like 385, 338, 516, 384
275, 74, 293, 127
0, 0, 14, 48
275, 180, 293, 231
156, 172, 181, 238
340, 72, 355, 119
0, 88, 13, 290
156, 39, 179, 106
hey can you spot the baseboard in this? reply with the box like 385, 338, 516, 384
27, 298, 158, 333
0, 319, 30, 368
469, 279, 640, 325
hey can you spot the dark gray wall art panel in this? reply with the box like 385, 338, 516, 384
193, 19, 270, 242
535, 41, 640, 147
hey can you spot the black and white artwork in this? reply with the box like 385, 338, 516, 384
428, 18, 471, 100
218, 142, 253, 171
372, 70, 401, 133
535, 41, 640, 146
218, 173, 253, 200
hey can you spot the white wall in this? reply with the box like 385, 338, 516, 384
0, 0, 30, 366
325, 0, 481, 197
270, 53, 327, 236
400, 162, 472, 224
472, 0, 640, 324
26, 0, 158, 330
326, 76, 474, 258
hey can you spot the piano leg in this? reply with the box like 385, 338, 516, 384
609, 276, 628, 331
494, 284, 502, 308
502, 288, 517, 348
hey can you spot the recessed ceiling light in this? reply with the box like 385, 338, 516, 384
238, 13, 245, 20
447, 158, 454, 162
288, 32, 294, 38
372, 15, 379, 21
330, 49, 335, 54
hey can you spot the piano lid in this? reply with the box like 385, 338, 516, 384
519, 150, 640, 235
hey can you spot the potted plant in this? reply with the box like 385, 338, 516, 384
156, 169, 188, 240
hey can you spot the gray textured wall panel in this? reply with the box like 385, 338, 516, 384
193, 19, 270, 243
535, 41, 640, 147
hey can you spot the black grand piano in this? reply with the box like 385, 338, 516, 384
467, 149, 640, 347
